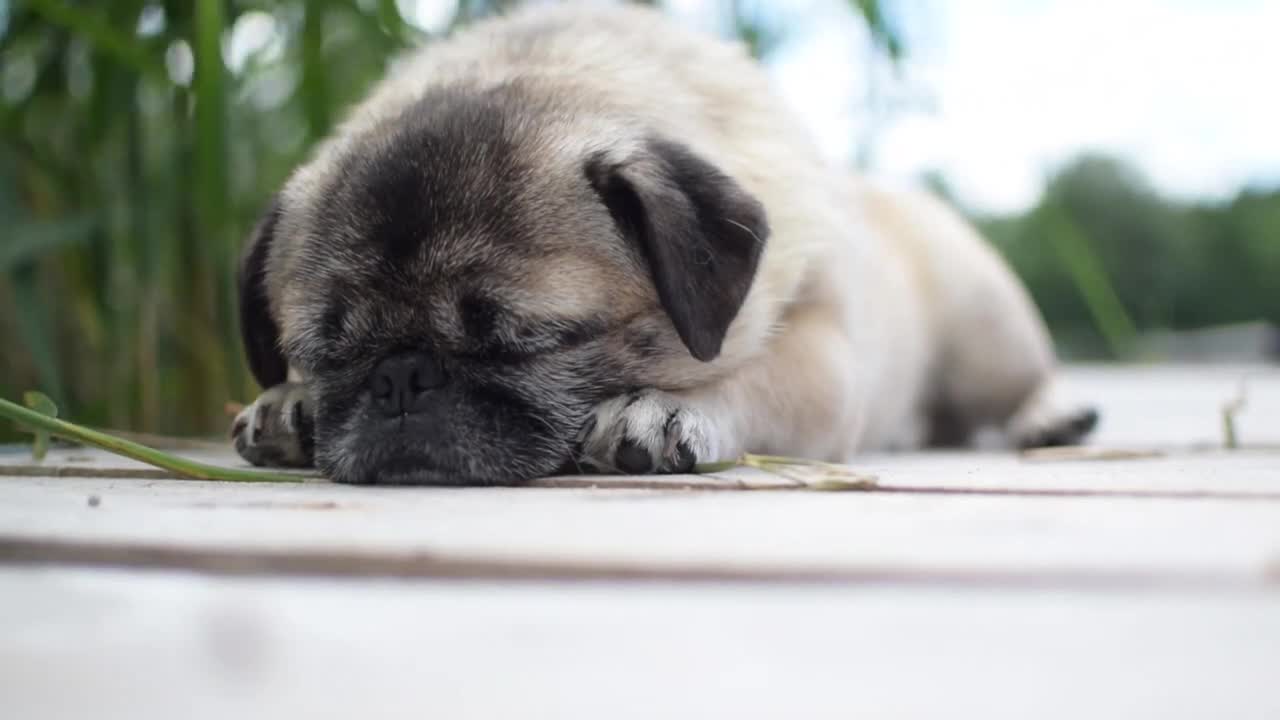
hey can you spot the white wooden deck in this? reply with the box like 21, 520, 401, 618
1, 365, 1278, 719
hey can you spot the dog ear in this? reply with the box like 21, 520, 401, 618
587, 137, 768, 362
238, 195, 288, 389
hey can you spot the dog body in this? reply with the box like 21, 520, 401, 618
232, 4, 1094, 484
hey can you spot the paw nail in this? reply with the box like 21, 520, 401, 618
615, 438, 653, 474
289, 402, 305, 433
251, 404, 271, 444
671, 441, 697, 473
1072, 408, 1100, 433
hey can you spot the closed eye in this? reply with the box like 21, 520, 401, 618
463, 318, 610, 363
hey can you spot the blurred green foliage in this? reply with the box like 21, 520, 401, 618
2, 0, 423, 440
0, 0, 1274, 444
979, 156, 1280, 359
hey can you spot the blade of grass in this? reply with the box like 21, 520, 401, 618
0, 396, 307, 483
696, 454, 880, 491
850, 0, 905, 61
301, 1, 332, 142
1222, 380, 1248, 450
193, 0, 241, 404
0, 217, 97, 272
22, 391, 58, 461
8, 266, 66, 406
376, 0, 411, 45
1044, 205, 1138, 358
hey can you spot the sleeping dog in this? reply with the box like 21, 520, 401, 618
232, 3, 1097, 485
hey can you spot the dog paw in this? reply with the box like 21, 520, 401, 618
576, 389, 715, 474
1013, 406, 1100, 449
231, 383, 315, 468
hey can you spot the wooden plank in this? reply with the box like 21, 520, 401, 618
2, 471, 1278, 585
1056, 364, 1280, 447
853, 449, 1280, 497
3, 534, 1269, 590
2, 567, 1278, 720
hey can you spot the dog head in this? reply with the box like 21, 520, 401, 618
238, 82, 767, 484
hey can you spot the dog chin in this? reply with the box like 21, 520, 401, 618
326, 446, 566, 486
332, 458, 500, 486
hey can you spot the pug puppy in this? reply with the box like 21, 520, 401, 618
231, 3, 1097, 485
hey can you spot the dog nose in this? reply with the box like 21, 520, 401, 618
369, 351, 448, 416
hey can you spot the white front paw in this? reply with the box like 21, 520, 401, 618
231, 382, 315, 468
578, 389, 719, 474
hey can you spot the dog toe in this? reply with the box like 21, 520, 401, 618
231, 383, 315, 468
1016, 406, 1101, 449
615, 437, 654, 474
581, 390, 711, 475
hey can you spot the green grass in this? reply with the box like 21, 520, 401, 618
0, 0, 421, 440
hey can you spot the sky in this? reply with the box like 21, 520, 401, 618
741, 0, 1280, 214
400, 0, 1280, 214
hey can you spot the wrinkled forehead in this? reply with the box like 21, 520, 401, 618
285, 99, 615, 269
269, 90, 648, 347
324, 127, 529, 262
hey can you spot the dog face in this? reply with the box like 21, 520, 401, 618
238, 83, 768, 484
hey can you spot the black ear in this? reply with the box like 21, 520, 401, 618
587, 137, 768, 362
238, 195, 288, 389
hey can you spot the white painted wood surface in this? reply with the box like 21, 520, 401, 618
2, 468, 1279, 582
4, 568, 1279, 720
1, 365, 1278, 719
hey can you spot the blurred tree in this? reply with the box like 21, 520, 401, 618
1180, 189, 1280, 328
982, 155, 1279, 359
